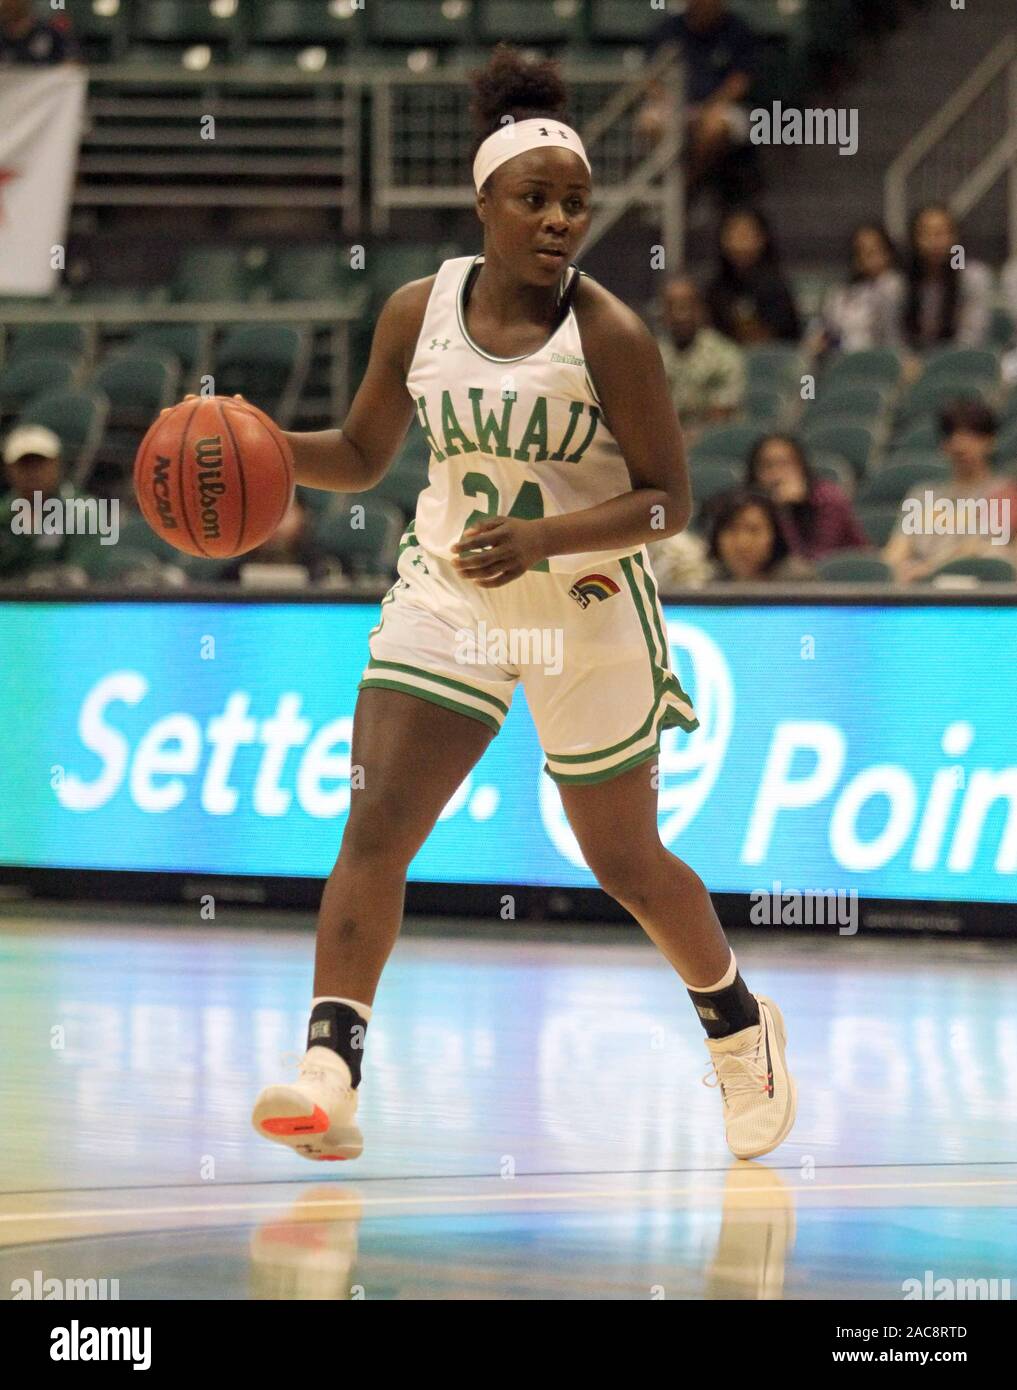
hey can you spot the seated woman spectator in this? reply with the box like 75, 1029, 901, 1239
705, 487, 815, 582
656, 275, 745, 443
747, 433, 869, 559
818, 222, 905, 354
903, 203, 992, 352
882, 399, 1017, 582
706, 208, 802, 344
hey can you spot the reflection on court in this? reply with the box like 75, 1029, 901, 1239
1, 911, 1015, 1299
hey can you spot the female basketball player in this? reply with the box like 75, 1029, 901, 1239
251, 46, 796, 1162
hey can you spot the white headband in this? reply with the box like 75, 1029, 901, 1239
473, 117, 591, 193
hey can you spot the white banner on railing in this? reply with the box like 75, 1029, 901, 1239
0, 66, 87, 297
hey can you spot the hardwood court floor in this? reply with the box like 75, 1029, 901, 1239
1, 907, 1015, 1299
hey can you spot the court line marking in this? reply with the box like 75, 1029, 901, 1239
3, 1176, 1017, 1226
5, 1158, 1017, 1200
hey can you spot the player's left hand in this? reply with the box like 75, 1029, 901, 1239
451, 516, 548, 587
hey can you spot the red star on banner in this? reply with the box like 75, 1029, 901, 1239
0, 168, 19, 224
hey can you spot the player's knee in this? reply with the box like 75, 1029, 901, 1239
340, 796, 426, 869
588, 845, 665, 908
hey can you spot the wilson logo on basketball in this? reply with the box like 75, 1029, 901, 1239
194, 435, 225, 542
151, 455, 178, 530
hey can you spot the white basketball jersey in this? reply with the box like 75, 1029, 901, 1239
405, 254, 640, 576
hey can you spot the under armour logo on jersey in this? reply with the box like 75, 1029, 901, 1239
430, 338, 450, 351
411, 553, 430, 574
538, 127, 572, 141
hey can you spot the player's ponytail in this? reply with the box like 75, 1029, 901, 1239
469, 42, 572, 167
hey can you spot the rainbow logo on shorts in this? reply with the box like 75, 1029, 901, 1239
567, 573, 621, 609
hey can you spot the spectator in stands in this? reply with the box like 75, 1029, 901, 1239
646, 526, 714, 590
0, 425, 90, 581
218, 493, 337, 585
706, 487, 815, 582
817, 222, 905, 354
657, 275, 745, 443
882, 399, 1017, 582
746, 433, 869, 560
706, 208, 802, 344
0, 0, 78, 65
1001, 256, 1017, 382
638, 0, 761, 210
902, 204, 992, 352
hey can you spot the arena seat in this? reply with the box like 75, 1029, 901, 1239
855, 501, 902, 548
690, 423, 763, 463
0, 357, 81, 427
928, 555, 1017, 584
17, 388, 110, 482
8, 323, 94, 364
316, 496, 405, 577
799, 421, 874, 476
820, 349, 903, 394
856, 458, 950, 506
816, 551, 893, 583
476, 0, 584, 45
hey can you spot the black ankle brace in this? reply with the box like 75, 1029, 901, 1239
687, 971, 760, 1039
306, 1001, 367, 1088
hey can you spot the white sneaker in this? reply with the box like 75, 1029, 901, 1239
252, 1046, 363, 1161
702, 995, 797, 1160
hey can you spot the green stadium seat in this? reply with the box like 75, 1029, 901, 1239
251, 0, 361, 50
477, 0, 583, 44
899, 379, 988, 424
315, 496, 404, 577
856, 458, 950, 506
989, 307, 1015, 349
131, 0, 241, 56
267, 246, 367, 304
71, 1, 127, 63
17, 388, 110, 482
815, 550, 892, 583
89, 353, 181, 470
126, 325, 212, 384
919, 346, 998, 388
368, 438, 430, 516
742, 388, 785, 426
820, 348, 903, 394
690, 424, 762, 464
590, 0, 656, 41
691, 460, 742, 506
928, 555, 1017, 584
0, 356, 80, 423
214, 324, 310, 421
880, 447, 944, 477
368, 244, 459, 308
856, 501, 902, 548
365, 0, 473, 45
893, 417, 940, 451
744, 344, 801, 392
172, 249, 251, 303
809, 384, 888, 423
799, 421, 874, 475
8, 323, 93, 363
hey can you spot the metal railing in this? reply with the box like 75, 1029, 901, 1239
885, 33, 1017, 256
370, 49, 685, 265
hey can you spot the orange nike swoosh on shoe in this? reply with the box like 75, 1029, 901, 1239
260, 1105, 329, 1136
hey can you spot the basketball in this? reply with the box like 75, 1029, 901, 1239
133, 395, 295, 559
